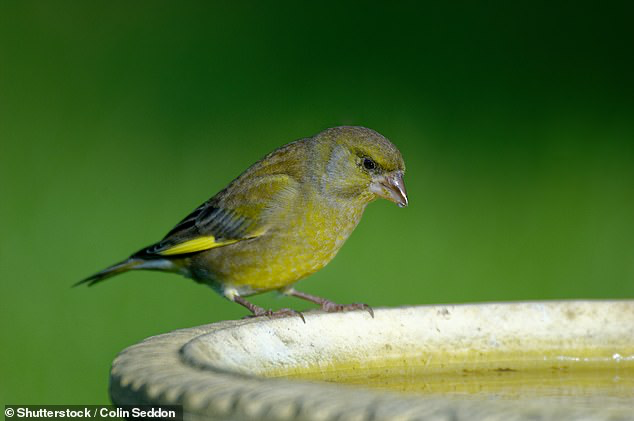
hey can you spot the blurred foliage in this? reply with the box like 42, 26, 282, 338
1, 0, 632, 404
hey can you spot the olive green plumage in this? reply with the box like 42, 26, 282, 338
77, 126, 408, 316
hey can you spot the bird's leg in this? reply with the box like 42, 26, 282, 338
232, 295, 267, 315
232, 295, 305, 323
282, 288, 374, 317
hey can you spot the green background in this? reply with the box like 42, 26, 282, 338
1, 1, 632, 404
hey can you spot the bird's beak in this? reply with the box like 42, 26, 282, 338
370, 171, 408, 208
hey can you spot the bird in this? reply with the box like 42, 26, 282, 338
76, 126, 408, 319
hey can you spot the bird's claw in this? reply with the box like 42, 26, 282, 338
273, 308, 306, 323
244, 307, 306, 323
321, 301, 374, 318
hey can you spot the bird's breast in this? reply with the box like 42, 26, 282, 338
194, 198, 366, 293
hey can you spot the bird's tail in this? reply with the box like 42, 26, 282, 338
74, 258, 148, 287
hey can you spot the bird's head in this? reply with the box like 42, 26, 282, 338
313, 126, 408, 207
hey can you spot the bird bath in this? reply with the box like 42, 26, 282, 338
110, 301, 634, 420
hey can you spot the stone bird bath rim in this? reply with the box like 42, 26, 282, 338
110, 300, 634, 421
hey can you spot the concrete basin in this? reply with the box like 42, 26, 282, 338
110, 301, 634, 420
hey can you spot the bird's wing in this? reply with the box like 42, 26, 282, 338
134, 173, 298, 258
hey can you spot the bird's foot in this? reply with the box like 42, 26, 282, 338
321, 301, 374, 318
282, 288, 374, 318
244, 307, 305, 323
233, 295, 305, 323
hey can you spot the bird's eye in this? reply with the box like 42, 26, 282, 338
363, 158, 376, 170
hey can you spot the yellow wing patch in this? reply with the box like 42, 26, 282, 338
158, 236, 238, 256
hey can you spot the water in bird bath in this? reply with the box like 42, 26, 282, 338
277, 352, 634, 404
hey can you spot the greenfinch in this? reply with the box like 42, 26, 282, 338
77, 126, 407, 318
